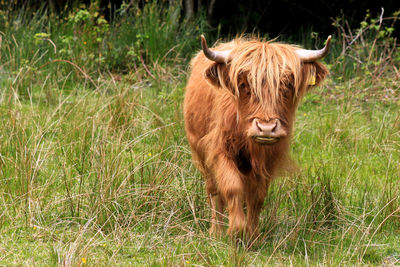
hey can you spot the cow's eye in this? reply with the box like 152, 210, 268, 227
239, 82, 250, 94
283, 87, 293, 99
240, 83, 251, 97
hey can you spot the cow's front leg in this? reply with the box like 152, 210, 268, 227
209, 194, 225, 236
214, 155, 246, 237
246, 177, 267, 240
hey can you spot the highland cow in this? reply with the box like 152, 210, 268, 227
183, 35, 331, 238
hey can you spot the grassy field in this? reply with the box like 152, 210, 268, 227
0, 3, 399, 266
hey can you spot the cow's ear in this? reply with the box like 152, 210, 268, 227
302, 62, 329, 89
313, 61, 329, 86
205, 63, 230, 88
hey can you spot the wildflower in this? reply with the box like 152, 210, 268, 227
81, 257, 87, 264
148, 152, 152, 157
83, 41, 87, 45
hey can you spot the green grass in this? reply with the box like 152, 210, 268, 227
0, 2, 399, 266
1, 77, 399, 266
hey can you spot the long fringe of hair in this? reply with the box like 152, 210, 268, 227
215, 37, 304, 110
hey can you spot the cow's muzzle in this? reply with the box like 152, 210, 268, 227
251, 118, 287, 145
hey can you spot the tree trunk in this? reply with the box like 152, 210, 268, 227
185, 0, 195, 20
208, 0, 217, 25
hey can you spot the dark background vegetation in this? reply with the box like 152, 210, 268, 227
9, 0, 400, 38
208, 0, 399, 38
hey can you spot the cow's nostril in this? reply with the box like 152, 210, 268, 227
271, 119, 279, 133
255, 120, 263, 132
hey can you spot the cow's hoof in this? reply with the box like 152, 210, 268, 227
227, 218, 246, 238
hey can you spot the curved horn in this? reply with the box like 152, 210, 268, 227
296, 35, 332, 62
201, 35, 230, 63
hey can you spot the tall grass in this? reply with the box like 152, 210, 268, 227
0, 1, 207, 101
0, 2, 399, 265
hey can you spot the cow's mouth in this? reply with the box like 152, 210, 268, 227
253, 136, 280, 144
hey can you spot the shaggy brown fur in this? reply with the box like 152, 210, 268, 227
183, 37, 328, 239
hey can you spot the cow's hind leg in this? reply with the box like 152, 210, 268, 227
189, 148, 225, 235
206, 177, 225, 236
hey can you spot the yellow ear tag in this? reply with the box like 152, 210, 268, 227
308, 75, 316, 85
308, 65, 316, 85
